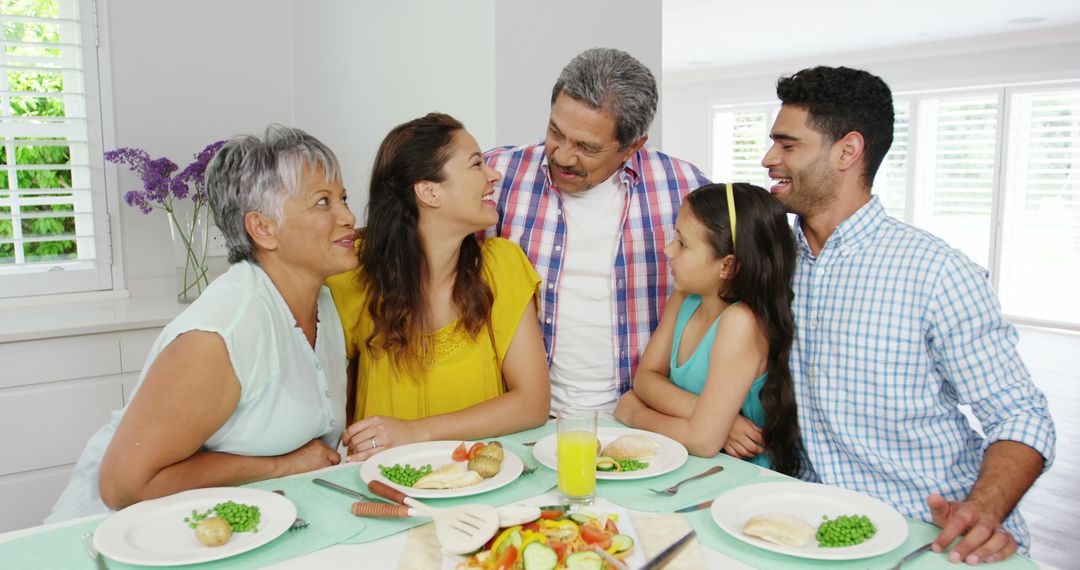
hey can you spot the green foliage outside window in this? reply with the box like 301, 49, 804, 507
0, 0, 76, 264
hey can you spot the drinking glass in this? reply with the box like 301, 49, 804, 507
556, 409, 598, 504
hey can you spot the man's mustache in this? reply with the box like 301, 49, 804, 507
548, 156, 585, 177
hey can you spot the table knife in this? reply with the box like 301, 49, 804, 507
675, 499, 714, 513
313, 478, 379, 502
639, 530, 697, 569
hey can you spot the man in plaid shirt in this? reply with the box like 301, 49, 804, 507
761, 66, 1055, 563
484, 48, 709, 414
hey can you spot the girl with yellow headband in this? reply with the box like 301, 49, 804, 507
613, 183, 801, 474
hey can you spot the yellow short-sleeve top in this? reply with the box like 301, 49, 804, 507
327, 237, 541, 421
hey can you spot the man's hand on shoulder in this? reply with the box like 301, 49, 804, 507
927, 494, 1016, 564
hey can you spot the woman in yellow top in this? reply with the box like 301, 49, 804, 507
329, 113, 550, 461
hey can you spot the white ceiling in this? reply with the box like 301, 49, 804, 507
663, 0, 1080, 77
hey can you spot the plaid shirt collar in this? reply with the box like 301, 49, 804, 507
538, 147, 643, 192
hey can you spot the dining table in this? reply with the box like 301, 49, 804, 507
0, 419, 1056, 569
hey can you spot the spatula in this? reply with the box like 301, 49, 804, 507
353, 480, 499, 555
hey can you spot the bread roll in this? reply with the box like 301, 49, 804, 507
601, 435, 657, 461
741, 512, 815, 548
413, 462, 483, 489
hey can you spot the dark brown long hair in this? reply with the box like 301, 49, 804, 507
358, 113, 494, 374
684, 183, 802, 476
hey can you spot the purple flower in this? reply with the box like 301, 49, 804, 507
173, 141, 225, 201
106, 142, 225, 214
123, 189, 153, 214
104, 147, 150, 174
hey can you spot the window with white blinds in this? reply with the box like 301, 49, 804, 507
911, 93, 1000, 269
711, 104, 775, 188
0, 0, 110, 298
711, 81, 1080, 328
999, 87, 1080, 326
874, 101, 910, 219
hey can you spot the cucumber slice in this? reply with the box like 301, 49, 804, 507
569, 513, 594, 525
565, 550, 603, 570
522, 542, 558, 570
497, 529, 523, 554
596, 456, 620, 472
610, 534, 634, 553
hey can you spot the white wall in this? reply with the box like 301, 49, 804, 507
291, 0, 497, 223
662, 37, 1080, 177
106, 0, 295, 293
103, 0, 664, 295
493, 0, 662, 148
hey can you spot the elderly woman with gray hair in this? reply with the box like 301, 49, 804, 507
46, 126, 356, 521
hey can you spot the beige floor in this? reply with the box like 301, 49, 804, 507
1015, 326, 1078, 569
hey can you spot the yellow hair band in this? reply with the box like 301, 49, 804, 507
726, 182, 737, 251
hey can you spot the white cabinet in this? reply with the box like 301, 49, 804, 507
0, 327, 162, 532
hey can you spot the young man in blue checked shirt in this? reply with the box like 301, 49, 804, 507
756, 66, 1055, 564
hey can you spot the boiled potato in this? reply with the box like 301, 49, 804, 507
467, 455, 501, 478
477, 442, 504, 462
195, 517, 233, 547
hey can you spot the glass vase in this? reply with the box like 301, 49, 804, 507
167, 206, 210, 303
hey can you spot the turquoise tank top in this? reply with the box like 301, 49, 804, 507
668, 294, 771, 469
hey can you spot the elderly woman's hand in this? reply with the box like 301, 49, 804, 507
341, 416, 424, 462
275, 439, 341, 477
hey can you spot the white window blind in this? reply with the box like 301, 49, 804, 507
0, 0, 110, 298
873, 101, 911, 219
998, 87, 1080, 326
711, 104, 775, 189
912, 93, 1000, 269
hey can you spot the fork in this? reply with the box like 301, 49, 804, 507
649, 465, 724, 495
889, 542, 933, 569
82, 532, 109, 570
520, 464, 539, 476
273, 489, 309, 530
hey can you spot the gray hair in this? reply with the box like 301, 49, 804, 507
206, 125, 341, 264
550, 47, 658, 149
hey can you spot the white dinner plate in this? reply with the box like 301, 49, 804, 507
359, 440, 524, 499
94, 487, 295, 566
710, 481, 908, 560
532, 427, 689, 480
441, 498, 648, 569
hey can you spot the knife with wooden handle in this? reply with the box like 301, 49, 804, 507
675, 499, 714, 513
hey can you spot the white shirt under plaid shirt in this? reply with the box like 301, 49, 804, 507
483, 142, 709, 395
791, 196, 1056, 551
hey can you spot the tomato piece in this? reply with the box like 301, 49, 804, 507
523, 521, 540, 533
548, 540, 569, 563
493, 544, 517, 570
539, 510, 565, 520
467, 442, 486, 460
605, 518, 619, 535
581, 525, 613, 550
451, 442, 468, 462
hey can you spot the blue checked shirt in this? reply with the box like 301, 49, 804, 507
791, 196, 1056, 551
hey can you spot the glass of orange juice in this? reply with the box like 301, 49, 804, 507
557, 409, 598, 504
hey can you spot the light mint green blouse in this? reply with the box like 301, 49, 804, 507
668, 294, 770, 469
46, 261, 347, 522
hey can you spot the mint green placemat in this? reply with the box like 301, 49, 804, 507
0, 440, 552, 569
686, 507, 1038, 570
499, 420, 557, 446
598, 452, 768, 512
505, 418, 771, 512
